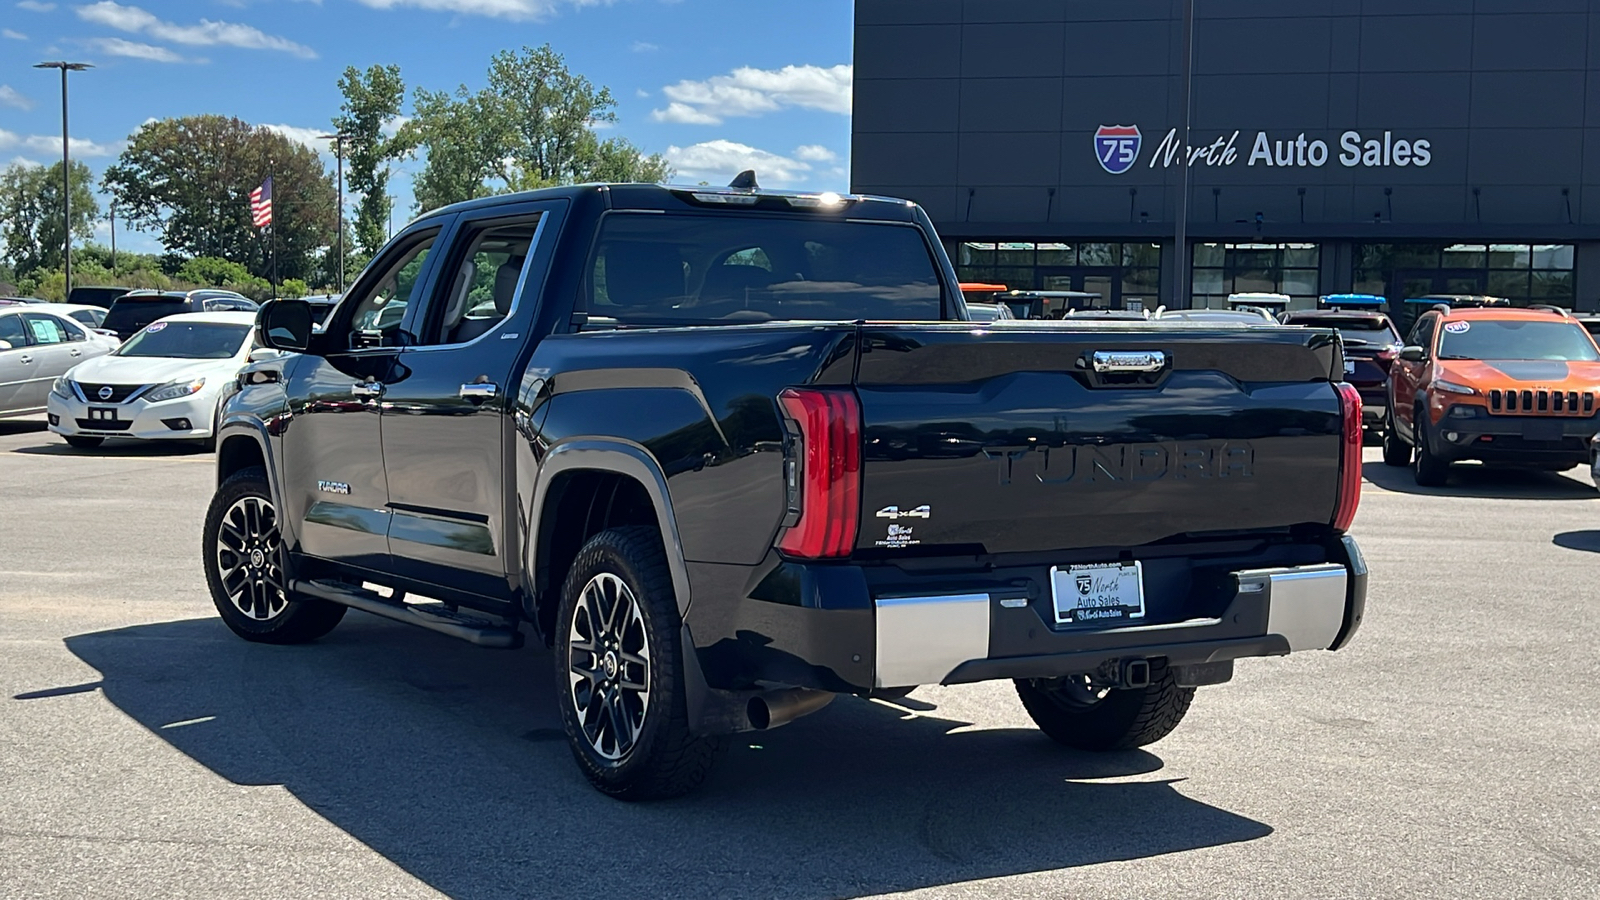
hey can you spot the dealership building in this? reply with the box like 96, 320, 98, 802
850, 0, 1600, 314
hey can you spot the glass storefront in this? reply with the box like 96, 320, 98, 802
955, 241, 1162, 309
1353, 243, 1575, 306
1191, 243, 1321, 309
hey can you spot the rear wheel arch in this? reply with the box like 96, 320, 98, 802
526, 441, 692, 645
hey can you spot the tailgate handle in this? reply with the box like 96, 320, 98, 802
1091, 350, 1166, 373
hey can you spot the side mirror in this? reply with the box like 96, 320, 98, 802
256, 298, 313, 353
0, 339, 11, 351
1399, 345, 1426, 362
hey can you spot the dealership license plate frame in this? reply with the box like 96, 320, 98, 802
1050, 561, 1146, 626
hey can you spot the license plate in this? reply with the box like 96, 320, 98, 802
1522, 419, 1563, 441
1050, 562, 1145, 626
1344, 360, 1356, 375
88, 407, 119, 422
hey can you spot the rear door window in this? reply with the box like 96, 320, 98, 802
0, 314, 29, 349
585, 214, 945, 325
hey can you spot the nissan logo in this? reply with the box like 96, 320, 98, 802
97, 386, 114, 401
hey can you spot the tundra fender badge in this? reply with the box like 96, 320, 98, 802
876, 505, 931, 520
316, 480, 351, 495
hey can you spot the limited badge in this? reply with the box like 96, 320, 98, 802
1444, 321, 1470, 334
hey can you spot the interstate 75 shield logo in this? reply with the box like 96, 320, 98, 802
1094, 125, 1142, 174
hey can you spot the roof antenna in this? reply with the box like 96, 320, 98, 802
728, 169, 759, 190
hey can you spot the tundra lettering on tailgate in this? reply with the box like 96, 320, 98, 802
983, 440, 1255, 487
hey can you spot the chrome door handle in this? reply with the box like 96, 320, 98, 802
70, 349, 82, 357
19, 355, 32, 364
1091, 350, 1166, 373
459, 382, 498, 401
351, 380, 384, 398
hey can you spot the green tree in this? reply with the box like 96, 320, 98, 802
0, 160, 99, 279
103, 115, 337, 282
334, 64, 407, 259
404, 44, 671, 212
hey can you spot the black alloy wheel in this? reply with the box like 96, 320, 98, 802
554, 526, 722, 800
203, 467, 346, 643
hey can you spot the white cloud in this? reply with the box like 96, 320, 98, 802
0, 85, 31, 110
652, 64, 851, 125
794, 144, 837, 163
630, 40, 656, 52
3, 28, 27, 39
651, 102, 718, 125
16, 1, 55, 11
0, 128, 119, 158
380, 114, 410, 138
90, 36, 188, 62
76, 1, 317, 58
7, 155, 44, 168
665, 139, 814, 187
350, 0, 602, 21
263, 123, 333, 153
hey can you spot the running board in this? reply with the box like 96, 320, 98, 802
292, 579, 523, 649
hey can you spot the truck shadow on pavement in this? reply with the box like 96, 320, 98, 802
1363, 461, 1598, 500
1552, 531, 1600, 553
53, 615, 1272, 899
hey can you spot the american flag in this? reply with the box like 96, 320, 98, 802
250, 177, 273, 228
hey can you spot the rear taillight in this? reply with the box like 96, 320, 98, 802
777, 388, 861, 558
1333, 382, 1362, 532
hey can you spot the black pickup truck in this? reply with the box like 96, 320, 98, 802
206, 180, 1368, 800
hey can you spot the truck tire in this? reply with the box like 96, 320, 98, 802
203, 467, 346, 644
1381, 411, 1411, 467
554, 526, 723, 801
1015, 661, 1194, 751
1412, 409, 1449, 487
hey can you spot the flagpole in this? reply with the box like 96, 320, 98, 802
270, 173, 279, 299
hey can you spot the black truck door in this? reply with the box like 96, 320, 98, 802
282, 224, 446, 571
378, 203, 561, 600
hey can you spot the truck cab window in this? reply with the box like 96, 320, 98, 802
342, 229, 440, 350
421, 216, 543, 346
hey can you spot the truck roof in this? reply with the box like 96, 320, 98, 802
413, 182, 920, 226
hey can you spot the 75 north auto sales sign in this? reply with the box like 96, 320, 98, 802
1094, 125, 1434, 173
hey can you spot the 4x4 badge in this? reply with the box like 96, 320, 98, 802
876, 505, 930, 520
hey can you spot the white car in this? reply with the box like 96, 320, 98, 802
47, 311, 262, 450
0, 306, 121, 419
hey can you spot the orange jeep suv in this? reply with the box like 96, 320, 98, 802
1384, 306, 1600, 485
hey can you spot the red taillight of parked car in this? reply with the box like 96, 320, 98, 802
1333, 382, 1363, 532
777, 388, 861, 558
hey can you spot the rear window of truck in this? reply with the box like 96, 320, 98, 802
584, 214, 945, 325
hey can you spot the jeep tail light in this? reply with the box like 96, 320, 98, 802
777, 387, 861, 558
1333, 382, 1362, 533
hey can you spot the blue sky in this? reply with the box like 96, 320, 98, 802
0, 0, 855, 254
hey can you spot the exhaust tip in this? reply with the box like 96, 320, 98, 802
746, 697, 773, 730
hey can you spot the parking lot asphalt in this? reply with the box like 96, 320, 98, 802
1, 415, 1597, 900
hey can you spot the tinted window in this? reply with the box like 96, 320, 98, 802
202, 297, 259, 312
423, 216, 542, 345
585, 215, 944, 325
0, 313, 27, 349
341, 229, 439, 349
104, 299, 189, 335
69, 308, 106, 328
117, 322, 251, 359
1288, 316, 1401, 346
1438, 320, 1600, 362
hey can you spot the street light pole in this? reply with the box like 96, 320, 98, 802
34, 61, 92, 300
1172, 0, 1195, 309
318, 132, 351, 293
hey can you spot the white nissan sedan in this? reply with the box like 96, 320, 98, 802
47, 311, 261, 450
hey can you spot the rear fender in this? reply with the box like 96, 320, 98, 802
525, 438, 693, 620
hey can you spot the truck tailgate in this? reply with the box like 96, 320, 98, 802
852, 323, 1344, 555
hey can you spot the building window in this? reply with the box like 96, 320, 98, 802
955, 241, 1162, 308
1191, 243, 1321, 309
1352, 243, 1575, 306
